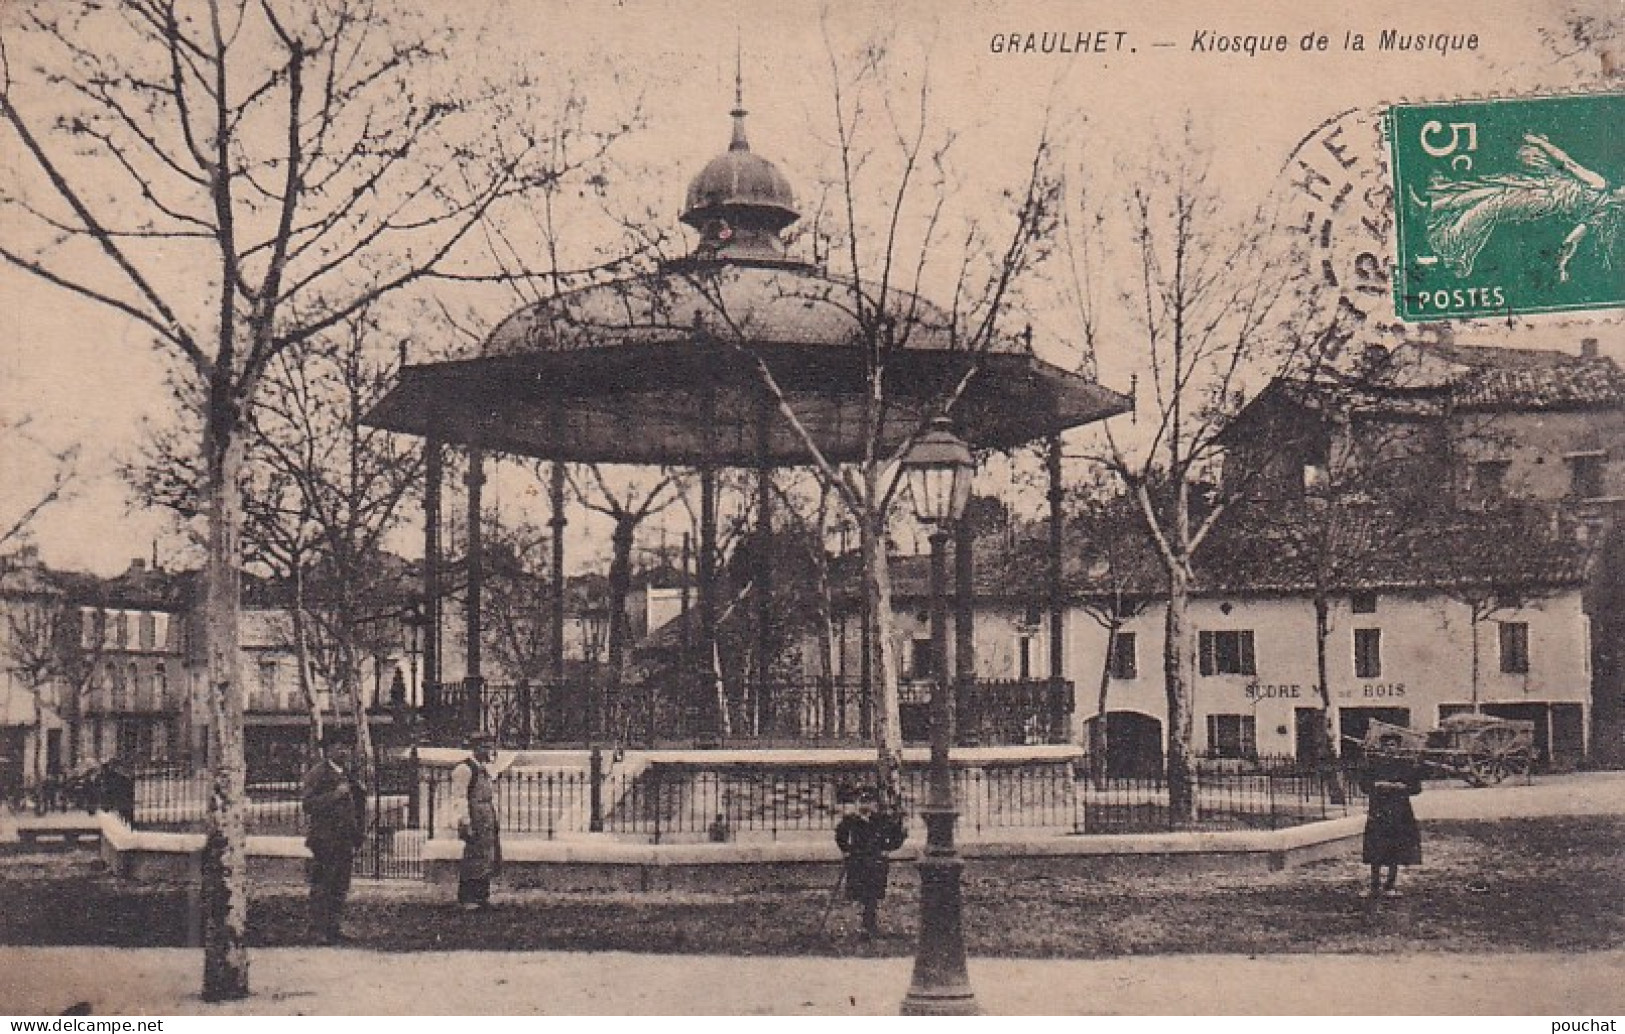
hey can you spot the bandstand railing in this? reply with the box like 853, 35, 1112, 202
419, 675, 1076, 749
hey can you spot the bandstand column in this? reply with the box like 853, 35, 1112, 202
423, 436, 443, 704
465, 449, 484, 682
755, 400, 774, 735
955, 518, 977, 746
1047, 434, 1065, 739
698, 462, 719, 740
464, 449, 485, 736
550, 461, 567, 733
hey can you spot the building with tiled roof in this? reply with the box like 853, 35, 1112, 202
1225, 335, 1625, 510
812, 493, 1613, 772
1, 551, 194, 795
1220, 332, 1624, 766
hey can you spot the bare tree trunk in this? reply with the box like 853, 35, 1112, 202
1312, 593, 1346, 802
607, 519, 634, 741
818, 589, 838, 737
201, 420, 249, 1001
1091, 622, 1116, 790
343, 640, 374, 770
860, 507, 905, 808
1164, 569, 1196, 824
291, 566, 323, 750
32, 685, 46, 814
1470, 611, 1482, 713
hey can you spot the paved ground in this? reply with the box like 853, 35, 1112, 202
2, 945, 1623, 1015
1411, 769, 1625, 820
3, 772, 1621, 1016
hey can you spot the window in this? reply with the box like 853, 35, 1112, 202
108, 662, 126, 710
1350, 592, 1377, 614
1108, 632, 1138, 680
909, 636, 934, 678
113, 612, 129, 648
1354, 628, 1382, 679
1015, 618, 1044, 680
1566, 452, 1606, 499
1206, 714, 1257, 759
1499, 621, 1530, 674
1302, 463, 1328, 495
82, 608, 105, 649
1199, 630, 1257, 676
1472, 459, 1511, 499
139, 612, 156, 651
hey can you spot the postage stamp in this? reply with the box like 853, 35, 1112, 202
1388, 91, 1624, 321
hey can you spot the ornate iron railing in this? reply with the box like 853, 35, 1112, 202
420, 675, 1075, 749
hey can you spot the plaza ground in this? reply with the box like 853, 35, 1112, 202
0, 773, 1621, 1014
4, 945, 1625, 1015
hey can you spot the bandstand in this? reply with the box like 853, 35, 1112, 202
363, 90, 1129, 759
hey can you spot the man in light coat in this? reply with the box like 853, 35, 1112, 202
450, 732, 503, 910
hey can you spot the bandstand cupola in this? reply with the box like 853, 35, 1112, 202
679, 72, 799, 263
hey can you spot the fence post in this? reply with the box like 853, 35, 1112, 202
1267, 771, 1278, 830
651, 767, 662, 846
426, 773, 436, 839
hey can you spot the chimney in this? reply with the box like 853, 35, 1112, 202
1580, 338, 1599, 359
128, 558, 147, 573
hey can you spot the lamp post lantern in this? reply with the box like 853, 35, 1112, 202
402, 602, 425, 708
582, 603, 611, 833
899, 416, 978, 1017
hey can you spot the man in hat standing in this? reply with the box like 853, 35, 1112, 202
301, 732, 367, 943
450, 732, 503, 910
834, 785, 907, 939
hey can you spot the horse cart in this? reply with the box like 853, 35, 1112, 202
1357, 714, 1537, 787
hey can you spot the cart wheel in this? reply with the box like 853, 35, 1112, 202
1467, 756, 1505, 786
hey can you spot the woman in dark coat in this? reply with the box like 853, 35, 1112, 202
834, 787, 907, 938
1359, 732, 1423, 898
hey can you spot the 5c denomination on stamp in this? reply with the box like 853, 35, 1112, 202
1388, 91, 1624, 321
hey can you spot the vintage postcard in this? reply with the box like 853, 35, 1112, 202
0, 0, 1621, 1020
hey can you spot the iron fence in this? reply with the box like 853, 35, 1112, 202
111, 751, 1370, 861
1076, 756, 1365, 833
420, 676, 1079, 749
412, 754, 1366, 842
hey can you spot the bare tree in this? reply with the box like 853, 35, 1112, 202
5, 577, 107, 804
479, 517, 557, 690
0, 416, 79, 558
1065, 480, 1154, 788
0, 0, 629, 998
638, 25, 1067, 806
565, 463, 686, 737
1068, 131, 1324, 822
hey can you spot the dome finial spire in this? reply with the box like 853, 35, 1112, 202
730, 32, 749, 152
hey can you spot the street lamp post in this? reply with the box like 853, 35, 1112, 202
582, 604, 610, 833
899, 416, 978, 1017
401, 601, 425, 828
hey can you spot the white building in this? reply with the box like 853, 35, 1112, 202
832, 504, 1602, 772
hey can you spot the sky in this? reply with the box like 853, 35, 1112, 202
1, 0, 1620, 575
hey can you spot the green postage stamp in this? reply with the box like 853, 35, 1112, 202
1388, 91, 1624, 321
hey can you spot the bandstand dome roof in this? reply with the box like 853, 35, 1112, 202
362, 94, 1130, 468
680, 107, 798, 234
